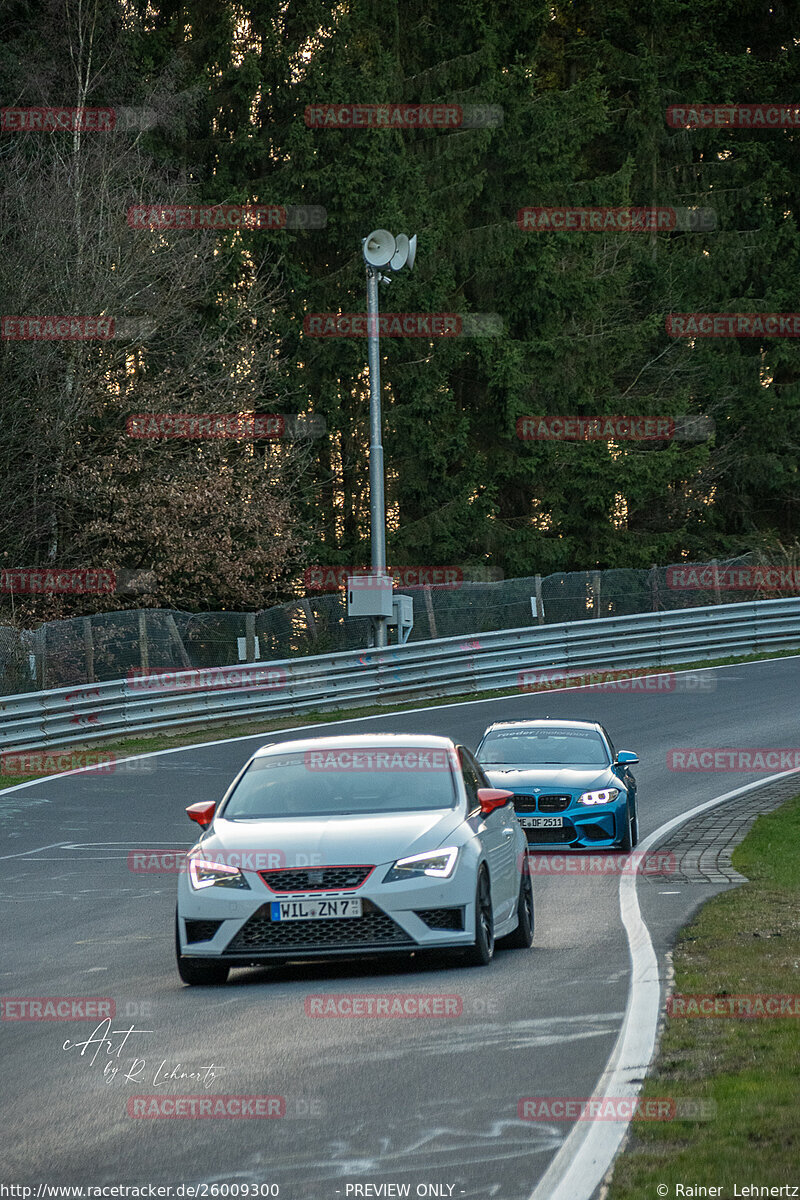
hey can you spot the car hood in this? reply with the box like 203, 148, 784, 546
199, 808, 465, 867
482, 765, 619, 793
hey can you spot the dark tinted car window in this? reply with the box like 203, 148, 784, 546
462, 746, 491, 789
602, 727, 616, 761
457, 746, 481, 809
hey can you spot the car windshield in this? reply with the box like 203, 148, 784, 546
478, 728, 610, 767
221, 746, 459, 818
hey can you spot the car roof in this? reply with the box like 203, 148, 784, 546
252, 732, 456, 759
482, 718, 604, 733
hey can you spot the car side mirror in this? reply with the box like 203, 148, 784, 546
477, 787, 514, 816
616, 750, 639, 766
186, 801, 216, 829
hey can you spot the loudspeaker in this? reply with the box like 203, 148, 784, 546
389, 234, 409, 271
363, 229, 396, 267
389, 233, 418, 271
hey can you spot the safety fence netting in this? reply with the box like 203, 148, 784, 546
0, 553, 782, 693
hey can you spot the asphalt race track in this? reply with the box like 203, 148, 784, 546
3, 655, 799, 1199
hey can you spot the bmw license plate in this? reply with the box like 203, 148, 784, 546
270, 898, 363, 921
519, 816, 564, 829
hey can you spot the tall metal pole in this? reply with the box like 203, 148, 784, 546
366, 265, 387, 647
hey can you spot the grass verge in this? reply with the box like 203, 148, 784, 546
1, 645, 798, 790
607, 792, 800, 1196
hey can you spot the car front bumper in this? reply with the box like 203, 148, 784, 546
176, 859, 483, 961
514, 801, 629, 850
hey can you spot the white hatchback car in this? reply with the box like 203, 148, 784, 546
176, 733, 533, 984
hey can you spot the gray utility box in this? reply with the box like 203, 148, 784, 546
388, 594, 414, 644
388, 594, 413, 629
347, 573, 394, 618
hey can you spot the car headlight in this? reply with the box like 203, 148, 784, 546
188, 857, 251, 890
383, 847, 459, 882
577, 788, 620, 806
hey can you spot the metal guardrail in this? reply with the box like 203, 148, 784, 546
1, 597, 799, 753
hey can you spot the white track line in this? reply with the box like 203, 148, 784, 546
528, 764, 800, 1200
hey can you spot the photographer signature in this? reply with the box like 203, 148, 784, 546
62, 1017, 218, 1088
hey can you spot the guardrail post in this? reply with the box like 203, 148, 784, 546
423, 585, 438, 639
166, 614, 191, 667
82, 617, 95, 683
245, 612, 257, 662
299, 600, 317, 642
534, 575, 544, 625
137, 611, 150, 672
35, 625, 47, 690
649, 564, 659, 611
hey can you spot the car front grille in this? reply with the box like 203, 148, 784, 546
414, 907, 464, 931
537, 794, 572, 813
184, 919, 224, 943
258, 865, 374, 892
525, 827, 576, 844
514, 794, 572, 813
224, 900, 415, 953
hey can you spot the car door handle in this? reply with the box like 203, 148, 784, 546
502, 828, 515, 837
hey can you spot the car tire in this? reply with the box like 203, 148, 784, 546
630, 802, 639, 848
502, 861, 534, 950
175, 914, 229, 986
619, 804, 636, 852
463, 868, 495, 966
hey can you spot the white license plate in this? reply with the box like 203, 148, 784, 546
270, 898, 363, 921
519, 816, 564, 829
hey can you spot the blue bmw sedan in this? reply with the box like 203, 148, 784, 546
475, 718, 639, 851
